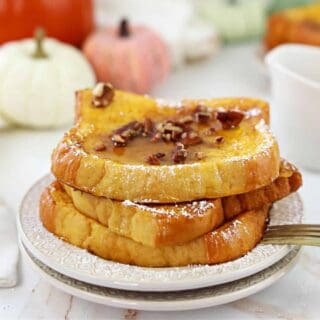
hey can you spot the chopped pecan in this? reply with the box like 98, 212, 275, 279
93, 143, 106, 152
163, 133, 172, 142
113, 121, 143, 137
172, 142, 188, 164
156, 120, 184, 142
111, 121, 144, 146
146, 152, 165, 165
194, 105, 209, 113
162, 122, 183, 133
92, 82, 114, 108
194, 105, 212, 123
180, 131, 202, 146
178, 115, 193, 125
111, 134, 126, 147
217, 110, 244, 129
143, 118, 154, 136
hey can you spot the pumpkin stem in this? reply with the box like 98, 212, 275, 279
33, 28, 48, 58
119, 18, 130, 37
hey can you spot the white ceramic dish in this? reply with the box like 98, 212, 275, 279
266, 44, 320, 171
19, 241, 301, 311
18, 175, 303, 292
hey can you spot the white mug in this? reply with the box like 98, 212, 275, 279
265, 44, 320, 171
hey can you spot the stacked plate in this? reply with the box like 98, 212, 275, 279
18, 175, 303, 311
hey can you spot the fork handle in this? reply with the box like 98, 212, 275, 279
262, 237, 320, 247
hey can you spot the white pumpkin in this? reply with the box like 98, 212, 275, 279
0, 29, 95, 128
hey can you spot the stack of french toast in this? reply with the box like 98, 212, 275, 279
40, 83, 302, 267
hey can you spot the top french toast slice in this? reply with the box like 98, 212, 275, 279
51, 87, 280, 202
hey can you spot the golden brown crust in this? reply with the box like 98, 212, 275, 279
39, 182, 59, 233
51, 138, 82, 186
61, 161, 301, 247
39, 183, 269, 267
204, 206, 268, 264
222, 169, 302, 220
264, 4, 320, 50
63, 183, 224, 247
51, 89, 280, 202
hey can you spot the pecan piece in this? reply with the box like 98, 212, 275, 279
178, 115, 193, 125
143, 118, 154, 136
111, 121, 144, 146
113, 121, 143, 138
217, 110, 244, 129
156, 121, 184, 142
92, 82, 114, 108
111, 134, 126, 147
172, 142, 188, 164
180, 131, 202, 146
146, 152, 165, 165
194, 105, 212, 123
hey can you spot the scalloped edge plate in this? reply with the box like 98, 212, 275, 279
18, 175, 303, 292
20, 241, 301, 311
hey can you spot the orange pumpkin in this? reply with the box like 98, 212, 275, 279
0, 0, 94, 47
83, 19, 170, 94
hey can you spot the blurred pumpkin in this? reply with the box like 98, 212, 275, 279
83, 19, 170, 94
0, 0, 94, 47
267, 0, 313, 15
197, 0, 267, 42
0, 29, 95, 128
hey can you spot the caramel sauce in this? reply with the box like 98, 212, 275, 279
104, 139, 216, 165
85, 123, 227, 165
83, 111, 259, 165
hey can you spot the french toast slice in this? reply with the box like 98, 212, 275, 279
52, 88, 280, 202
264, 4, 320, 50
40, 182, 269, 267
63, 184, 224, 247
222, 160, 302, 220
62, 160, 301, 247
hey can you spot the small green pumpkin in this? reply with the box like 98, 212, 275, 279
197, 0, 267, 42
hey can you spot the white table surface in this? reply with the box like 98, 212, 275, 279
0, 42, 319, 320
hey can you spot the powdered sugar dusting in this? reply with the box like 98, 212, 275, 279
155, 98, 183, 109
19, 175, 303, 291
122, 199, 215, 217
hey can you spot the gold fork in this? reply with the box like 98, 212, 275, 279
262, 224, 320, 246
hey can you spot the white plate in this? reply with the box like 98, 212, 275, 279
18, 175, 303, 292
20, 241, 301, 311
